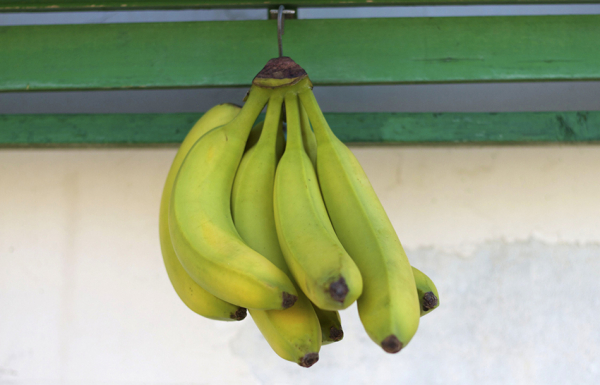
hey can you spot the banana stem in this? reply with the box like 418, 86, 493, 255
253, 57, 308, 89
284, 92, 303, 151
299, 103, 318, 169
256, 94, 284, 151
298, 90, 333, 146
227, 86, 271, 139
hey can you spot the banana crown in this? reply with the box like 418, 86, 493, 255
253, 57, 310, 89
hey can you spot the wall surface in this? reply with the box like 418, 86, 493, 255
1, 145, 599, 385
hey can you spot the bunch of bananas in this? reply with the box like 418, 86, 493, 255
159, 58, 439, 367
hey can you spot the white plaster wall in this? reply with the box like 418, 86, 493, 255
1, 145, 599, 384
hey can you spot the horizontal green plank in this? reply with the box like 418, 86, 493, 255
3, 0, 599, 12
1, 16, 600, 91
1, 111, 599, 146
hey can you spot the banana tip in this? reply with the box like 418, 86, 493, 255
422, 292, 439, 312
329, 326, 344, 342
329, 277, 349, 303
282, 292, 298, 309
231, 307, 247, 321
381, 335, 403, 354
298, 352, 319, 368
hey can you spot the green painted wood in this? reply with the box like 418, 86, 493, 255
1, 15, 599, 91
2, 0, 599, 12
0, 113, 202, 145
2, 111, 599, 146
328, 111, 600, 143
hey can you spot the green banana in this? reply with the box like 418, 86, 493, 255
169, 84, 298, 311
274, 89, 363, 311
312, 305, 343, 345
299, 89, 420, 353
232, 92, 321, 367
159, 103, 246, 321
412, 266, 440, 317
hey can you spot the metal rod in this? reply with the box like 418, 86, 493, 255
269, 7, 296, 58
277, 5, 284, 57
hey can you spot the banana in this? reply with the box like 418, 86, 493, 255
300, 102, 343, 344
248, 301, 320, 367
300, 102, 345, 343
159, 103, 246, 321
169, 84, 298, 311
412, 266, 440, 317
299, 103, 317, 169
232, 91, 321, 367
299, 89, 420, 353
274, 90, 363, 311
245, 121, 264, 151
312, 305, 344, 345
246, 121, 286, 158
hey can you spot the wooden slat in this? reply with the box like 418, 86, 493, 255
2, 0, 600, 12
329, 111, 600, 143
2, 16, 599, 91
2, 111, 599, 146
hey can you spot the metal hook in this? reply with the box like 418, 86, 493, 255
277, 5, 284, 57
270, 6, 296, 58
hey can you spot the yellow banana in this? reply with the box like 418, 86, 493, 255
312, 305, 343, 345
412, 266, 440, 317
299, 89, 420, 353
248, 302, 320, 367
300, 104, 344, 343
159, 104, 246, 321
246, 121, 286, 157
169, 83, 298, 311
274, 90, 363, 311
232, 92, 321, 367
245, 121, 264, 151
299, 104, 344, 344
299, 103, 317, 169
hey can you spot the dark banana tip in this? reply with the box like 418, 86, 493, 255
381, 335, 403, 354
422, 292, 439, 312
282, 292, 298, 309
298, 352, 319, 368
231, 307, 247, 321
329, 277, 349, 303
255, 57, 307, 80
329, 326, 344, 342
